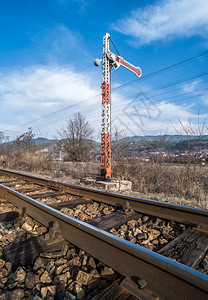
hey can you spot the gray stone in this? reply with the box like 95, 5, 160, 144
55, 263, 68, 275
56, 280, 65, 293
33, 257, 48, 271
22, 222, 33, 231
1, 292, 12, 300
101, 267, 114, 280
67, 248, 76, 260
0, 277, 7, 289
53, 271, 71, 285
65, 291, 77, 300
82, 255, 88, 266
73, 284, 85, 300
41, 285, 56, 299
136, 232, 146, 240
8, 282, 18, 290
142, 216, 149, 223
0, 268, 8, 279
16, 229, 26, 238
148, 229, 161, 241
36, 267, 45, 277
159, 238, 168, 246
33, 295, 42, 300
76, 271, 92, 285
87, 269, 101, 289
127, 220, 137, 227
88, 257, 96, 269
69, 257, 81, 267
103, 207, 111, 215
40, 271, 52, 284
55, 258, 67, 266
33, 283, 41, 295
133, 228, 142, 236
24, 290, 32, 298
120, 225, 128, 231
0, 259, 5, 269
130, 238, 137, 243
46, 260, 55, 273
13, 266, 26, 282
79, 250, 85, 256
25, 272, 37, 289
5, 262, 12, 274
11, 289, 25, 300
137, 217, 143, 224
36, 226, 47, 235
49, 265, 56, 276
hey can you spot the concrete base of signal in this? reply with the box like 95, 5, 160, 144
81, 178, 132, 192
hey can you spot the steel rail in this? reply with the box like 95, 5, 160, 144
0, 183, 207, 300
0, 169, 207, 229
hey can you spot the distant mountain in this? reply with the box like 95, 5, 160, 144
2, 137, 56, 149
120, 135, 208, 142
33, 137, 56, 145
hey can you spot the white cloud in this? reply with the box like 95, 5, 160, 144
0, 65, 206, 139
0, 66, 100, 138
111, 92, 206, 136
0, 66, 99, 108
112, 0, 208, 45
201, 94, 208, 105
182, 80, 201, 93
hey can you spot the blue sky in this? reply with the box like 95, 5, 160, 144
0, 0, 208, 140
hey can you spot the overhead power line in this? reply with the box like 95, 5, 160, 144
24, 87, 208, 135
3, 51, 208, 134
109, 38, 121, 56
112, 50, 208, 92
4, 70, 208, 135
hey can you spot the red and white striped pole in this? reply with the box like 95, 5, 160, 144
94, 33, 141, 178
100, 33, 111, 178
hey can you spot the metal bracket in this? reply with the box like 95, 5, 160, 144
122, 201, 134, 215
40, 221, 64, 245
121, 277, 159, 300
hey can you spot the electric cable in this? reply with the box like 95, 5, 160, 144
112, 51, 208, 92
4, 70, 208, 134
3, 51, 208, 135
109, 38, 121, 56
23, 87, 208, 135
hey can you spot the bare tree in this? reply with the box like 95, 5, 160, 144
12, 127, 36, 164
173, 115, 208, 180
57, 113, 94, 161
0, 132, 4, 155
111, 125, 129, 161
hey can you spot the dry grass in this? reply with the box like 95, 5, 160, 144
1, 153, 207, 209
53, 161, 100, 179
1, 152, 54, 173
113, 159, 208, 209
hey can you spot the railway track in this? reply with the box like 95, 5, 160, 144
0, 168, 207, 299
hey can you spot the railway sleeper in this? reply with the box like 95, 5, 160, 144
158, 227, 208, 269
3, 222, 66, 270
1, 170, 207, 299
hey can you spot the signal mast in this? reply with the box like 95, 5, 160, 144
94, 33, 142, 179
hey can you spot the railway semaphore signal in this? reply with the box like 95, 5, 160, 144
94, 33, 142, 179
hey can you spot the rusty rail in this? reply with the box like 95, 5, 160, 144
0, 169, 208, 299
0, 169, 208, 229
0, 183, 207, 299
